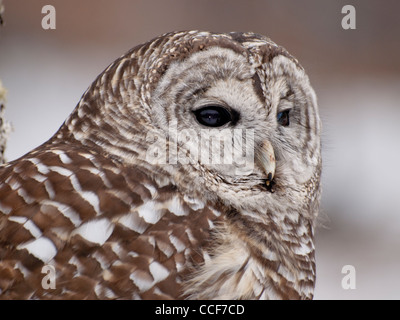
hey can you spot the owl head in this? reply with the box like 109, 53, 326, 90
60, 29, 322, 233
62, 31, 321, 222
0, 30, 324, 300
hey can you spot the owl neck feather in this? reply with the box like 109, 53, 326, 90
184, 208, 316, 300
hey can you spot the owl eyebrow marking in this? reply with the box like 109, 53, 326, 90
251, 73, 265, 103
174, 83, 211, 105
281, 87, 294, 100
191, 86, 210, 97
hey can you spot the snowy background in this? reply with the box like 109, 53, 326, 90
1, 0, 400, 299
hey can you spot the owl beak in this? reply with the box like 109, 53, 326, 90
257, 140, 276, 188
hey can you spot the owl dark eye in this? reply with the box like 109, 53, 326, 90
277, 110, 290, 126
193, 106, 233, 127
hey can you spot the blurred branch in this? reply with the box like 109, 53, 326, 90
0, 1, 11, 164
0, 80, 10, 164
0, 0, 3, 26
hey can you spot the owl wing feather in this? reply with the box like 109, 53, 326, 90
0, 142, 221, 299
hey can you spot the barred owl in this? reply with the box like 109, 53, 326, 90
0, 31, 322, 300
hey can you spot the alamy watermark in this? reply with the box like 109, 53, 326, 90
41, 264, 56, 290
145, 126, 257, 176
342, 5, 356, 30
341, 265, 356, 290
40, 4, 356, 31
41, 5, 56, 30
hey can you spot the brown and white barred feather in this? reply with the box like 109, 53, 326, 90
0, 31, 322, 299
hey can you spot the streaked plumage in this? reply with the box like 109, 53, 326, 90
0, 31, 322, 299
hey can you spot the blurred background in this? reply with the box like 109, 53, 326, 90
1, 0, 399, 299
